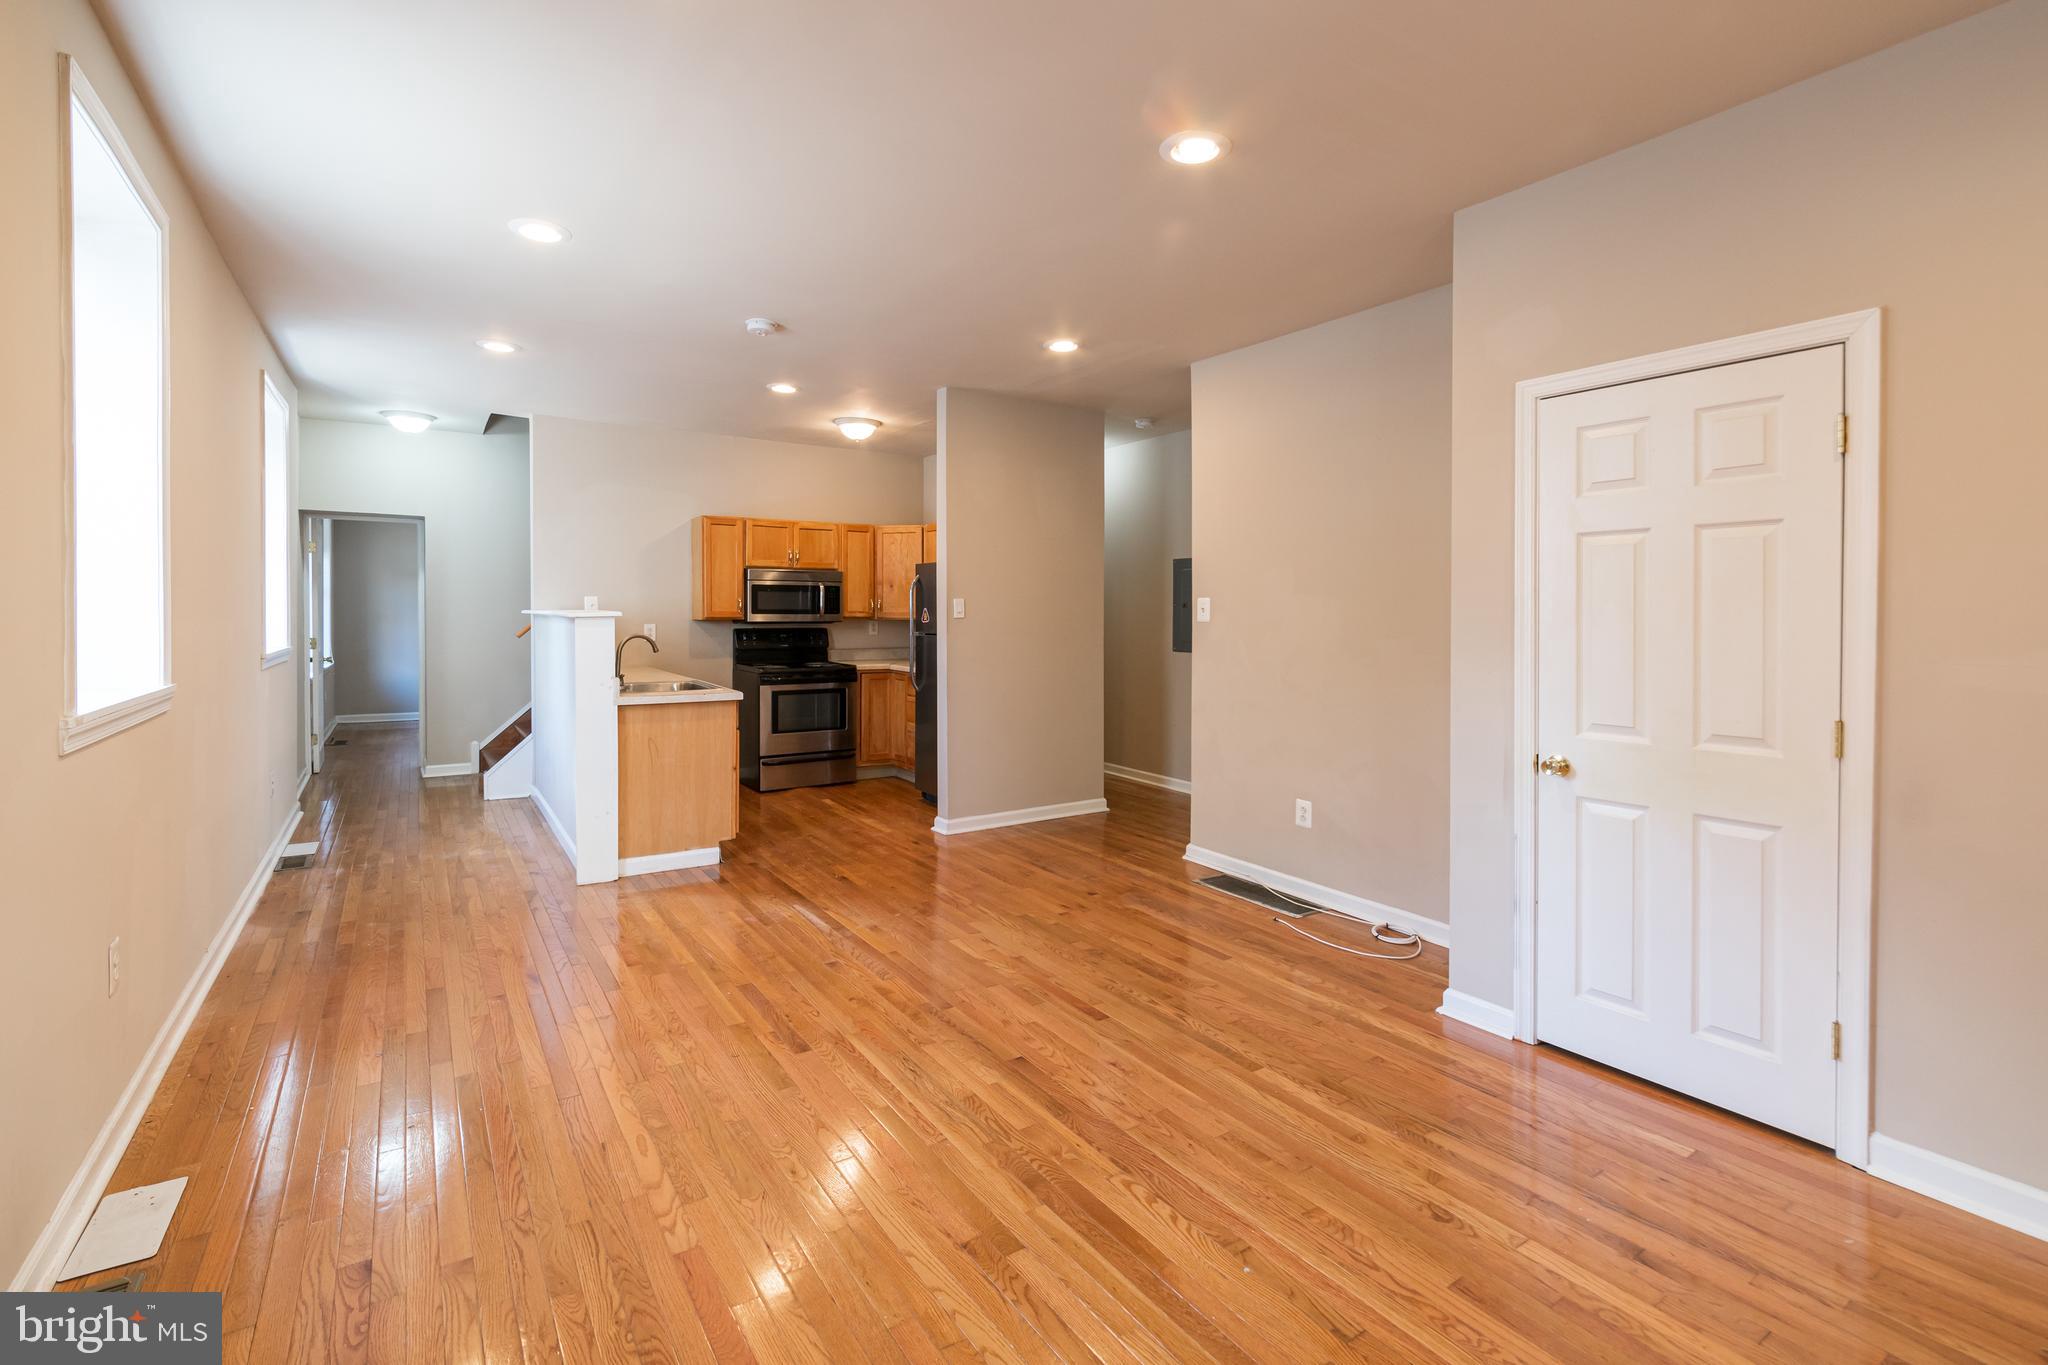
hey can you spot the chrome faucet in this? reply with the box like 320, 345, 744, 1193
615, 632, 658, 683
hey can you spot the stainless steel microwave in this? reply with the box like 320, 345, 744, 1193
743, 567, 843, 623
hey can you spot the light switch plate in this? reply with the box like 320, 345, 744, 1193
642, 622, 657, 640
1196, 597, 1212, 622
952, 598, 965, 618
583, 596, 599, 610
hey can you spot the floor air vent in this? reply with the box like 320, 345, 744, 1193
1197, 873, 1323, 918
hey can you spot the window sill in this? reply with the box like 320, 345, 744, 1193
60, 684, 175, 754
260, 648, 291, 670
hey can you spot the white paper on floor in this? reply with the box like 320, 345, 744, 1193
58, 1176, 187, 1281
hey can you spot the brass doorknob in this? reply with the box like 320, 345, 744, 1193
1537, 754, 1574, 777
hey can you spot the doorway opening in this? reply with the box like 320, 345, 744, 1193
303, 512, 427, 775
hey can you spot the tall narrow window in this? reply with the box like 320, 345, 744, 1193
62, 59, 170, 751
261, 373, 291, 664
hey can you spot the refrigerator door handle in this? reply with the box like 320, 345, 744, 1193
909, 577, 923, 691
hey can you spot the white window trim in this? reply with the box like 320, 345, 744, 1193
259, 369, 292, 668
59, 55, 174, 755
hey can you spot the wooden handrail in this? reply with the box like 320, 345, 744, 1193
516, 625, 531, 639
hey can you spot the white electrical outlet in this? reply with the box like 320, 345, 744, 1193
108, 937, 120, 996
1196, 596, 1212, 622
642, 622, 657, 641
1295, 798, 1313, 829
952, 598, 965, 618
867, 619, 878, 635
583, 595, 599, 610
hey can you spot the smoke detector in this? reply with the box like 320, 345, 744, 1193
1134, 417, 1154, 430
744, 317, 784, 338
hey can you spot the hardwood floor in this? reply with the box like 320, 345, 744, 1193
63, 721, 2048, 1362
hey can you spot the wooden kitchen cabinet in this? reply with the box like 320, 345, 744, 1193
618, 699, 740, 854
691, 516, 745, 620
922, 523, 937, 563
744, 519, 796, 566
857, 670, 917, 769
793, 522, 841, 568
874, 525, 923, 619
841, 524, 875, 616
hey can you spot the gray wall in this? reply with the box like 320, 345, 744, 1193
937, 388, 1105, 821
1448, 2, 2048, 1188
329, 519, 420, 717
1190, 287, 1451, 926
300, 419, 532, 767
1104, 431, 1192, 783
528, 414, 924, 682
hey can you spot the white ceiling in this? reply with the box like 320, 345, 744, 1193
95, 0, 1987, 453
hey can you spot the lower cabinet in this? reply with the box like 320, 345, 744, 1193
857, 671, 915, 769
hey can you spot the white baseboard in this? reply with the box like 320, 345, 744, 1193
1436, 989, 1517, 1039
421, 760, 477, 779
1868, 1133, 2048, 1245
1182, 843, 1451, 946
334, 711, 418, 724
933, 797, 1109, 835
319, 716, 338, 748
1104, 763, 1191, 794
619, 847, 721, 877
529, 787, 575, 868
9, 802, 304, 1291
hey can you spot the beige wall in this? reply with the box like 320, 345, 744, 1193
529, 415, 924, 682
1448, 1, 2048, 1187
300, 419, 532, 767
1190, 289, 1452, 926
0, 0, 302, 1282
328, 518, 421, 717
937, 388, 1105, 821
1104, 431, 1192, 783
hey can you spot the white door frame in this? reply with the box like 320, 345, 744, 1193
1509, 309, 1880, 1168
310, 510, 430, 774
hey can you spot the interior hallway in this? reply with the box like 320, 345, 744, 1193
62, 723, 2048, 1362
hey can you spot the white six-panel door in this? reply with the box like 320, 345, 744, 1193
1535, 346, 1843, 1144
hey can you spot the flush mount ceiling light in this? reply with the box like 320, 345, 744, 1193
380, 410, 437, 434
1160, 130, 1230, 166
744, 317, 784, 337
833, 417, 882, 441
476, 338, 520, 354
508, 217, 569, 244
767, 382, 798, 395
1044, 338, 1080, 354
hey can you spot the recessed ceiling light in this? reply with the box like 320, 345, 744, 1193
833, 417, 882, 441
1044, 338, 1080, 353
508, 218, 569, 244
476, 338, 520, 354
767, 382, 798, 395
380, 410, 436, 434
1160, 131, 1230, 166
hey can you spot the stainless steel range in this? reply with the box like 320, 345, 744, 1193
732, 626, 858, 791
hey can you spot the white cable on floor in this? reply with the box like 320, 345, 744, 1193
1270, 915, 1423, 960
1236, 878, 1424, 961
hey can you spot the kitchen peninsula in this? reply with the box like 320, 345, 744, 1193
524, 609, 741, 883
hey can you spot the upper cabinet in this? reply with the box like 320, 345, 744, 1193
874, 525, 922, 619
793, 521, 841, 568
692, 516, 745, 620
842, 525, 875, 617
744, 519, 795, 567
692, 514, 937, 621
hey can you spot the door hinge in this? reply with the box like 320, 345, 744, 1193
1831, 1021, 1842, 1060
1833, 720, 1845, 759
1835, 413, 1848, 455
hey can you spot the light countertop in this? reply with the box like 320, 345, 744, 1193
617, 666, 742, 706
833, 654, 911, 674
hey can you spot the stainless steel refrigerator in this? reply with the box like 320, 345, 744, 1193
911, 561, 937, 802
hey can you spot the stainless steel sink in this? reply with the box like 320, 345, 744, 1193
620, 678, 721, 694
